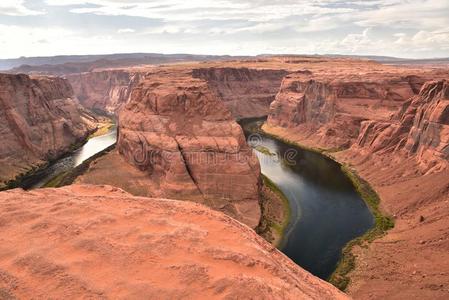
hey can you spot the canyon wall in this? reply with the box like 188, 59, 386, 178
0, 73, 96, 188
264, 67, 449, 298
66, 70, 143, 114
0, 185, 347, 299
354, 80, 449, 173
192, 67, 287, 119
267, 71, 426, 149
68, 67, 287, 119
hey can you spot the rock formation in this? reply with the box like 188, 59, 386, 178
354, 80, 449, 173
0, 185, 347, 299
0, 73, 96, 189
267, 71, 427, 149
192, 67, 287, 118
262, 59, 449, 298
66, 70, 143, 114
80, 70, 262, 228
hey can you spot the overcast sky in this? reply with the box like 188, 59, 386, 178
0, 0, 448, 59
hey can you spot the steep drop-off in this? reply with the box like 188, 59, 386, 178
267, 71, 426, 149
66, 70, 143, 114
353, 80, 449, 172
192, 67, 287, 118
79, 70, 262, 228
0, 73, 96, 189
265, 70, 449, 298
0, 185, 347, 299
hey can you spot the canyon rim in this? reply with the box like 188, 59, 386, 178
1, 1, 449, 299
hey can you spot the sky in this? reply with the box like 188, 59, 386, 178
0, 0, 448, 59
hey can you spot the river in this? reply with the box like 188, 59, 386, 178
20, 126, 117, 189
21, 118, 373, 280
240, 118, 374, 280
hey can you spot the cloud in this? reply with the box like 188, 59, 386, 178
0, 0, 448, 58
117, 28, 135, 34
0, 0, 44, 16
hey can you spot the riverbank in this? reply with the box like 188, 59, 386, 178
261, 123, 394, 291
1, 114, 116, 191
89, 116, 116, 138
257, 175, 291, 248
0, 136, 91, 191
43, 143, 116, 188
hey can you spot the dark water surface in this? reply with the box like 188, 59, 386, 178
21, 126, 117, 189
240, 118, 374, 280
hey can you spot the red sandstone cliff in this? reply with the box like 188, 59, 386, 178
267, 71, 426, 149
354, 80, 449, 173
0, 73, 96, 188
66, 70, 143, 114
264, 66, 449, 298
0, 185, 347, 299
79, 70, 262, 228
192, 67, 287, 118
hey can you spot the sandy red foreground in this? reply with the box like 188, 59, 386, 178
0, 184, 347, 299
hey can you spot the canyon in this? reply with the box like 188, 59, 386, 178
66, 70, 143, 114
1, 56, 449, 299
263, 59, 449, 298
77, 68, 262, 228
0, 73, 97, 189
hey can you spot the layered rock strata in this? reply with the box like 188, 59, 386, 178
267, 72, 427, 149
192, 67, 287, 118
265, 70, 449, 298
0, 185, 347, 299
0, 73, 96, 188
66, 70, 143, 114
80, 70, 262, 228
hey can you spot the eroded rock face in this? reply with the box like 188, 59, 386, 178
351, 80, 449, 173
0, 73, 96, 188
116, 71, 262, 228
66, 70, 143, 114
0, 185, 347, 299
262, 62, 449, 299
192, 67, 287, 118
267, 72, 425, 149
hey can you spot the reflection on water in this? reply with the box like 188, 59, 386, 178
27, 126, 117, 189
73, 127, 117, 166
241, 119, 374, 280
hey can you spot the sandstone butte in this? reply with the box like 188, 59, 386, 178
77, 69, 262, 228
0, 73, 97, 189
0, 184, 347, 300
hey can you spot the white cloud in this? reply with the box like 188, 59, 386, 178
117, 28, 135, 34
1, 0, 448, 58
0, 0, 44, 16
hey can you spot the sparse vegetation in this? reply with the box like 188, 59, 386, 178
329, 165, 394, 290
42, 144, 116, 188
257, 174, 292, 248
254, 145, 275, 156
260, 126, 395, 291
89, 122, 115, 138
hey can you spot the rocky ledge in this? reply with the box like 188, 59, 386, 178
0, 185, 347, 299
